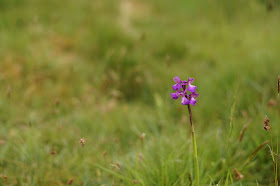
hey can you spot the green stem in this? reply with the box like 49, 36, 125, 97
188, 104, 199, 186
276, 136, 279, 186
270, 129, 277, 186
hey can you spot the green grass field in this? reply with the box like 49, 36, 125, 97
1, 0, 280, 185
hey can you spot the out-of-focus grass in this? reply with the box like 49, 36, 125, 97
0, 0, 280, 185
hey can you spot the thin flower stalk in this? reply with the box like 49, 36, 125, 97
264, 115, 278, 186
188, 104, 199, 186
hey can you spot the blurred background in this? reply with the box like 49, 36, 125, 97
0, 0, 280, 185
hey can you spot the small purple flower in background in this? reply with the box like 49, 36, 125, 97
171, 76, 199, 106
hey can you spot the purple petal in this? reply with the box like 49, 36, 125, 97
187, 84, 197, 93
181, 80, 188, 85
172, 83, 182, 91
189, 97, 197, 106
173, 76, 181, 83
181, 96, 189, 105
188, 77, 194, 84
191, 92, 199, 98
171, 93, 179, 99
177, 91, 185, 97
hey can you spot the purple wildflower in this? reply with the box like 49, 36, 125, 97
187, 77, 197, 93
172, 83, 182, 91
171, 92, 179, 99
173, 76, 181, 83
181, 96, 189, 105
188, 77, 194, 84
191, 92, 199, 98
170, 76, 199, 106
189, 92, 199, 106
189, 97, 197, 106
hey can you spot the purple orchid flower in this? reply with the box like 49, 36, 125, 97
187, 77, 197, 93
170, 76, 199, 106
173, 76, 181, 84
172, 83, 182, 91
181, 96, 190, 105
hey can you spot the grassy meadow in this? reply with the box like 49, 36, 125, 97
1, 0, 280, 185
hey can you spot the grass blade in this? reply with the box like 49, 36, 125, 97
276, 136, 279, 186
225, 171, 230, 186
242, 140, 269, 171
94, 164, 132, 182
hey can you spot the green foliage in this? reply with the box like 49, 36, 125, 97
0, 0, 280, 185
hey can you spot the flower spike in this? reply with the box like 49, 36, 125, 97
170, 76, 199, 106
